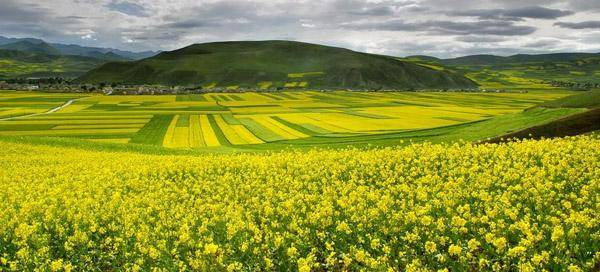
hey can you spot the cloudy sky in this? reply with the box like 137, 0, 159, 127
1, 0, 600, 57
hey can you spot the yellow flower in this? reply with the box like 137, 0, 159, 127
448, 244, 462, 256
50, 259, 64, 272
493, 237, 507, 252
425, 241, 437, 254
204, 243, 219, 255
507, 246, 526, 257
551, 226, 564, 242
567, 265, 582, 272
287, 246, 298, 258
467, 239, 480, 252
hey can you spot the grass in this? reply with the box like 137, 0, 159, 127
129, 115, 173, 145
539, 90, 600, 109
0, 90, 585, 152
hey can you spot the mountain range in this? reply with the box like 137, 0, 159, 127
0, 36, 159, 60
1, 35, 599, 90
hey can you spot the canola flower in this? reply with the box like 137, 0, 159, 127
0, 135, 599, 271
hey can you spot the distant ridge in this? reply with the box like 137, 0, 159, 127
439, 53, 600, 65
76, 40, 477, 89
0, 40, 60, 56
0, 35, 159, 60
0, 49, 107, 78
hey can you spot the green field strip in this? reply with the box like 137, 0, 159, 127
52, 124, 143, 130
270, 116, 321, 136
228, 94, 244, 101
85, 104, 140, 111
0, 128, 140, 137
258, 93, 284, 101
227, 104, 280, 108
0, 124, 55, 131
238, 118, 285, 142
390, 100, 436, 107
210, 95, 222, 102
206, 114, 231, 145
221, 114, 242, 125
189, 115, 206, 147
4, 96, 80, 103
129, 115, 174, 146
296, 123, 332, 134
308, 94, 351, 105
269, 92, 297, 100
176, 95, 191, 101
218, 95, 232, 102
338, 109, 392, 119
62, 134, 137, 140
2, 119, 150, 125
189, 95, 208, 101
436, 116, 472, 122
25, 115, 154, 120
176, 115, 190, 127
135, 106, 228, 111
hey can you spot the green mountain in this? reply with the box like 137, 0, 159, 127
0, 40, 61, 55
0, 49, 107, 79
84, 51, 130, 61
76, 41, 477, 89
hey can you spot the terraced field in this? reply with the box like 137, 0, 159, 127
0, 90, 581, 150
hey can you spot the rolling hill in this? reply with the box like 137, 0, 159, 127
0, 40, 61, 56
403, 53, 600, 89
0, 49, 107, 79
76, 41, 477, 89
440, 53, 600, 66
404, 53, 600, 90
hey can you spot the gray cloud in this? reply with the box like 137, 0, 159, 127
342, 19, 537, 36
456, 36, 508, 43
450, 6, 574, 20
555, 21, 600, 29
1, 0, 600, 58
0, 1, 83, 39
349, 6, 395, 16
105, 1, 149, 17
523, 38, 563, 48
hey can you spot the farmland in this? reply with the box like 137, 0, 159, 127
0, 89, 583, 151
1, 134, 598, 271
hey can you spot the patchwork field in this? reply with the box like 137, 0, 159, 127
0, 90, 581, 150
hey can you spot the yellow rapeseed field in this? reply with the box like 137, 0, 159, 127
0, 136, 599, 271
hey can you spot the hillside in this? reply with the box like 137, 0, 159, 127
441, 53, 600, 66
0, 40, 61, 55
404, 53, 600, 90
76, 41, 477, 89
0, 49, 107, 79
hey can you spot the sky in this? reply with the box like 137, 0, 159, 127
1, 0, 600, 58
